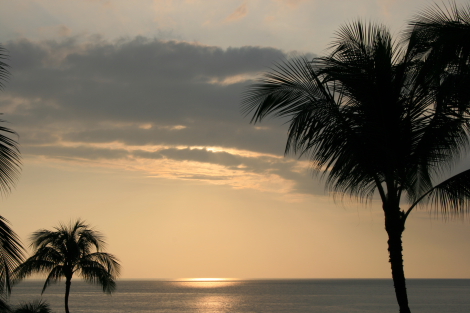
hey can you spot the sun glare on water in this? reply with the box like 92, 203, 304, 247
189, 278, 229, 282
177, 278, 238, 288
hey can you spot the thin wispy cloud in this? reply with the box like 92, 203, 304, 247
224, 2, 248, 23
273, 0, 307, 9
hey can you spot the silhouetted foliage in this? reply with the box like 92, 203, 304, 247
242, 2, 470, 313
0, 44, 25, 308
14, 220, 120, 313
13, 299, 51, 313
0, 217, 24, 298
0, 46, 21, 195
0, 46, 10, 91
0, 298, 10, 313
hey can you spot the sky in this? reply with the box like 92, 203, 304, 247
1, 0, 470, 280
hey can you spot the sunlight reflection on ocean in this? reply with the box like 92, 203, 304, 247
8, 279, 470, 312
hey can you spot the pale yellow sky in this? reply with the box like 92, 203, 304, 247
1, 0, 470, 279
4, 158, 470, 278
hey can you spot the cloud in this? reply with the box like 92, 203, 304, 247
224, 2, 248, 23
57, 25, 72, 37
22, 140, 324, 197
272, 0, 307, 9
38, 24, 72, 37
0, 35, 326, 197
4, 36, 288, 150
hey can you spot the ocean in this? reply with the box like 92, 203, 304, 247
7, 279, 470, 312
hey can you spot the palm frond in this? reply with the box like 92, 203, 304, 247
81, 252, 120, 277
0, 46, 10, 91
41, 266, 64, 294
0, 217, 24, 296
242, 56, 320, 123
0, 297, 10, 313
29, 230, 59, 250
0, 120, 21, 196
407, 1, 470, 99
407, 1, 470, 57
13, 299, 51, 313
13, 258, 59, 282
78, 260, 116, 293
77, 229, 105, 253
0, 45, 21, 196
408, 168, 470, 217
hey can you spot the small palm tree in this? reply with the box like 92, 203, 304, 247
13, 299, 51, 313
14, 220, 120, 313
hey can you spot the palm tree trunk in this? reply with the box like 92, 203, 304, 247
386, 213, 411, 313
65, 278, 71, 313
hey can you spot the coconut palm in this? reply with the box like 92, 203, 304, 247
0, 45, 24, 310
242, 4, 470, 313
14, 220, 120, 313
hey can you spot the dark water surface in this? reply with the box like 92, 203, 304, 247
8, 279, 470, 312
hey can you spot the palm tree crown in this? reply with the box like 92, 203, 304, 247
244, 21, 470, 209
242, 3, 470, 313
12, 299, 52, 313
14, 220, 120, 313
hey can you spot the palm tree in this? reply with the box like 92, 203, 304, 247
14, 220, 120, 313
242, 4, 470, 313
0, 45, 25, 310
13, 299, 51, 313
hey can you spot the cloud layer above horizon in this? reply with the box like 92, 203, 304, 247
1, 36, 325, 198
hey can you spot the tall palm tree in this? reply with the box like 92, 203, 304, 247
242, 4, 470, 313
0, 44, 25, 311
14, 220, 120, 313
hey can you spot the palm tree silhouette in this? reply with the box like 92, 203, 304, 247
242, 4, 470, 313
12, 299, 52, 313
14, 220, 120, 313
0, 45, 25, 309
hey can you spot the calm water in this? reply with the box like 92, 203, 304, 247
7, 279, 470, 312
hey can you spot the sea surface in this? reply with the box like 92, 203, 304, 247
7, 279, 470, 312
